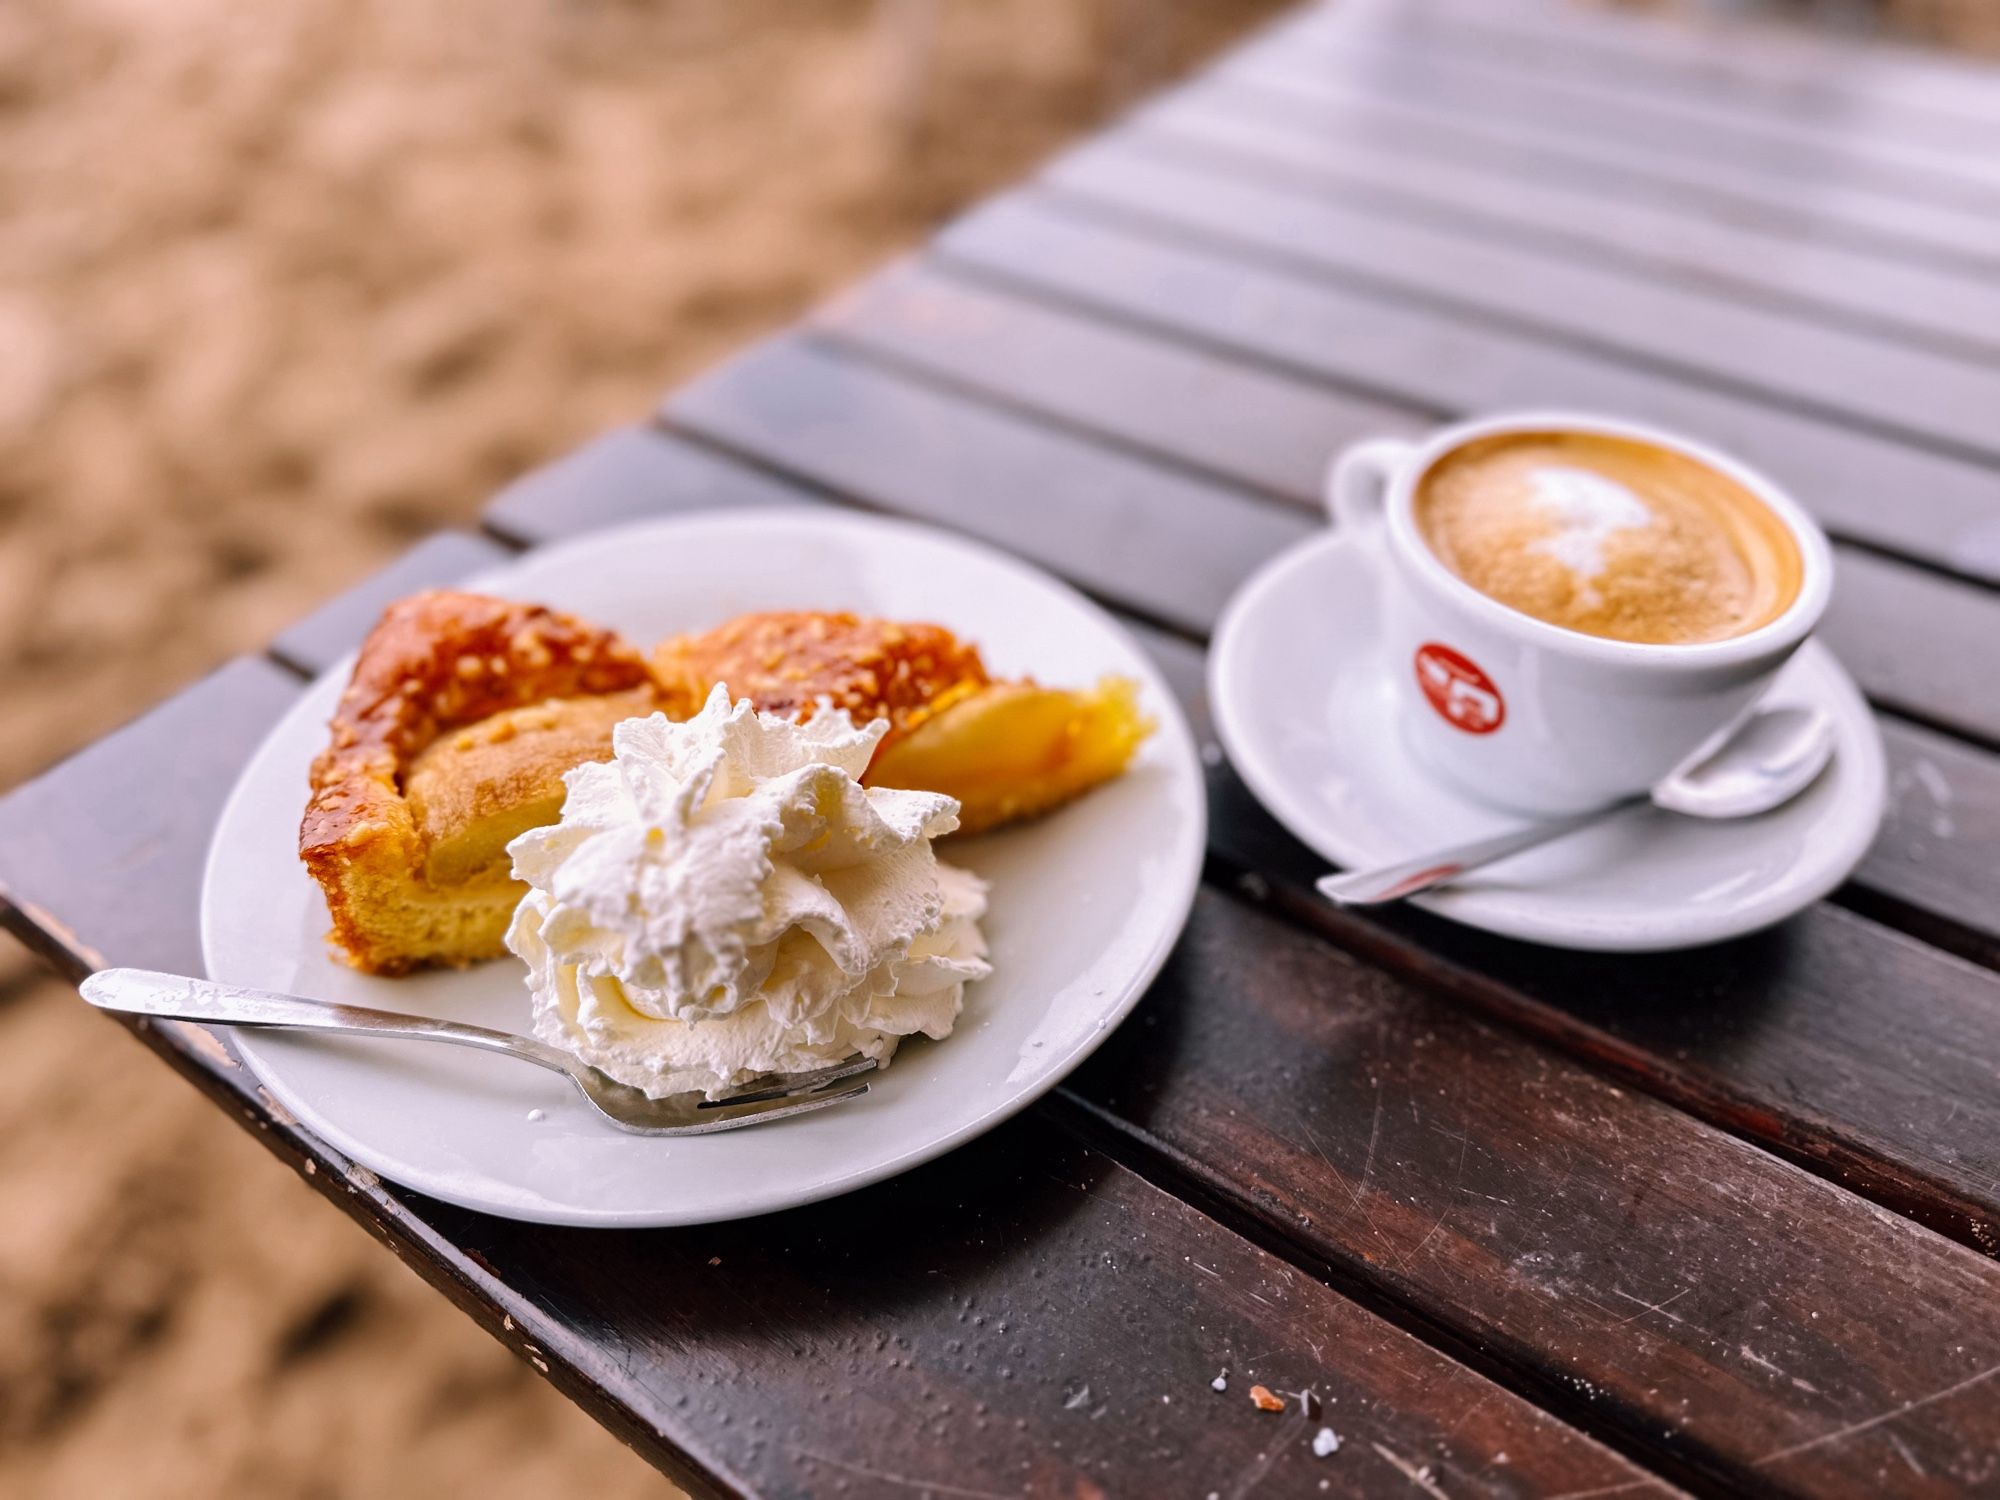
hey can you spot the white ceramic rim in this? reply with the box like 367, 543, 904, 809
1378, 410, 1835, 672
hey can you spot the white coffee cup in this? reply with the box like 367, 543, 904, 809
1329, 412, 1834, 816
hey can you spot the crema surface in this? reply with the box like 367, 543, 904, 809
1414, 432, 1802, 645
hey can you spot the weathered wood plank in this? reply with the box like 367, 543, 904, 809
934, 194, 2000, 585
820, 256, 2000, 750
1866, 719, 2000, 962
270, 531, 516, 678
1816, 551, 2000, 750
1210, 45, 2000, 282
1331, 0, 2000, 141
443, 1106, 1668, 1500
1069, 886, 2000, 1497
659, 336, 1304, 637
0, 657, 304, 979
810, 256, 1431, 503
1131, 87, 2000, 358
1274, 9, 2000, 212
484, 425, 815, 546
1041, 138, 2000, 462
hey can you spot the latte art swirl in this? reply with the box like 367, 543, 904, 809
1413, 432, 1803, 646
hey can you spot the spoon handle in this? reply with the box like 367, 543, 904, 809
79, 967, 577, 1076
1315, 798, 1640, 906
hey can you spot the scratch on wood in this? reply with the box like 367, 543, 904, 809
1357, 1085, 1384, 1198
1739, 1346, 1784, 1378
1609, 1288, 1690, 1328
1372, 1441, 1450, 1498
788, 1450, 1016, 1499
1544, 1478, 1673, 1500
1755, 1361, 2000, 1467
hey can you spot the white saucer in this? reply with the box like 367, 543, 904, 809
1209, 531, 1886, 951
201, 511, 1204, 1226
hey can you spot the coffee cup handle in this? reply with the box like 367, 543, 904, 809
1327, 437, 1417, 541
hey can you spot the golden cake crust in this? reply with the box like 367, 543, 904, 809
300, 590, 659, 974
652, 610, 991, 754
655, 610, 1152, 836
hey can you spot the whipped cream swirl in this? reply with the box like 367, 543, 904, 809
505, 684, 989, 1098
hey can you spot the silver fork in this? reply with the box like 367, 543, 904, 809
80, 968, 875, 1136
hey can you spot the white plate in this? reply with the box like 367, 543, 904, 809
202, 511, 1204, 1226
1210, 530, 1885, 951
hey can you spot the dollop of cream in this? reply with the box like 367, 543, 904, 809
505, 684, 990, 1098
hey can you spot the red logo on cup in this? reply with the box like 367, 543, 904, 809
1414, 643, 1505, 735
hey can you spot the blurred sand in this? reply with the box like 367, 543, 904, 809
0, 2, 1279, 1494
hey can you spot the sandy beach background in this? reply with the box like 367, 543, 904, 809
4, 1, 1991, 1495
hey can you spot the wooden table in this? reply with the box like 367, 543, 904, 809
9, 1, 2000, 1493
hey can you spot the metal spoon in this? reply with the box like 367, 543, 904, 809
80, 968, 875, 1135
1315, 706, 1835, 907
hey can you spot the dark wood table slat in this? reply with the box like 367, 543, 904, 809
1211, 44, 2000, 281
1278, 8, 2000, 213
816, 258, 2000, 754
484, 424, 817, 545
1067, 887, 2000, 1499
0, 642, 1667, 1500
1041, 138, 2000, 464
1131, 85, 2000, 360
1203, 58, 2000, 282
0, 656, 304, 978
1867, 719, 2000, 961
659, 336, 1305, 638
1346, 0, 2000, 139
812, 257, 1431, 504
933, 194, 2000, 591
269, 531, 516, 678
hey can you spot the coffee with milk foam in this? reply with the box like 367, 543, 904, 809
1413, 431, 1803, 646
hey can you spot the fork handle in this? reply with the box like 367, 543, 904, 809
80, 967, 577, 1077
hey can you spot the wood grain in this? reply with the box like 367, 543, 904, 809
436, 1108, 1669, 1500
659, 336, 1304, 636
1130, 86, 2000, 358
934, 194, 2000, 588
1275, 12, 2000, 212
1203, 58, 2000, 278
1069, 886, 2000, 1497
484, 425, 817, 547
1041, 138, 2000, 462
0, 657, 303, 979
818, 258, 2000, 750
1354, 0, 2000, 138
1209, 45, 2000, 278
811, 257, 1430, 504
